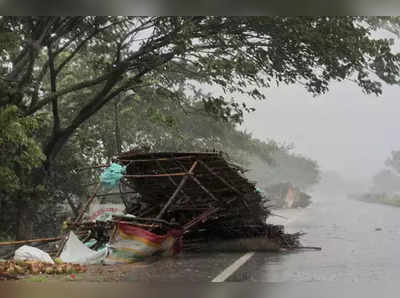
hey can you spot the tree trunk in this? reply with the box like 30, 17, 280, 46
16, 199, 34, 240
14, 167, 47, 240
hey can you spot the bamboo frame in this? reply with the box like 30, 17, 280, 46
189, 175, 221, 203
155, 160, 191, 201
156, 160, 198, 219
172, 158, 222, 205
198, 159, 250, 210
198, 160, 242, 195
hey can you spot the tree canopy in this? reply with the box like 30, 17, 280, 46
1, 17, 400, 164
1, 16, 400, 239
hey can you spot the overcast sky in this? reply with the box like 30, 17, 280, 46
240, 81, 400, 181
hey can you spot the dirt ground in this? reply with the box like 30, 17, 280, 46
8, 262, 151, 283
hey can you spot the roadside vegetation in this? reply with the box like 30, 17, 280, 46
356, 150, 400, 208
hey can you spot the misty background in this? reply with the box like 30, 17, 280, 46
239, 80, 400, 194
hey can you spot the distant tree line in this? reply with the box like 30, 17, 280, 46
371, 151, 400, 194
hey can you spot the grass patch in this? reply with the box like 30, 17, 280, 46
23, 275, 50, 282
358, 193, 400, 207
378, 196, 400, 207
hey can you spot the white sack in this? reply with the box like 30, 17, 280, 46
14, 245, 54, 264
60, 231, 107, 265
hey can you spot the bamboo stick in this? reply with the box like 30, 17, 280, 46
155, 160, 191, 201
189, 175, 221, 203
117, 152, 219, 162
198, 159, 250, 210
156, 161, 198, 219
110, 221, 161, 229
95, 191, 137, 198
124, 172, 187, 178
0, 236, 61, 247
56, 182, 101, 257
117, 155, 199, 163
198, 160, 242, 195
112, 215, 179, 227
183, 207, 220, 231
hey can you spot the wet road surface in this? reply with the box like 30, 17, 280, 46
125, 194, 400, 283
229, 194, 400, 282
125, 252, 244, 282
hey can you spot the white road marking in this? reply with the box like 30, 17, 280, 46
211, 252, 255, 282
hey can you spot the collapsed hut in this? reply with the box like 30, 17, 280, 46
118, 151, 267, 230
106, 151, 299, 251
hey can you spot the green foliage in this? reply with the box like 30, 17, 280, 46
247, 149, 320, 191
0, 17, 399, 168
372, 169, 400, 194
385, 150, 400, 174
0, 105, 44, 193
359, 193, 400, 208
72, 88, 279, 166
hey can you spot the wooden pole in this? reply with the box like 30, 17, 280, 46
0, 236, 61, 247
117, 155, 201, 163
56, 182, 101, 257
189, 174, 222, 203
110, 221, 161, 229
198, 160, 242, 195
155, 160, 192, 201
112, 215, 179, 227
198, 159, 250, 211
124, 172, 187, 178
183, 207, 220, 231
156, 161, 198, 219
172, 158, 201, 207
74, 182, 101, 225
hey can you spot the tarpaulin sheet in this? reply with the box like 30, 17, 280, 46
104, 222, 183, 264
60, 231, 108, 265
100, 163, 126, 189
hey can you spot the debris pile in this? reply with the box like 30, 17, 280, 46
264, 182, 311, 209
111, 151, 301, 251
0, 151, 303, 268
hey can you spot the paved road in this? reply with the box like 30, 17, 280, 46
125, 194, 400, 284
229, 194, 400, 282
124, 252, 248, 282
